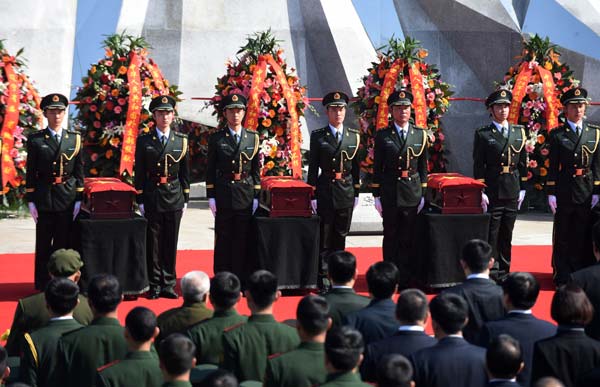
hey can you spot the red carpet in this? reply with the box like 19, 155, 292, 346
0, 246, 555, 337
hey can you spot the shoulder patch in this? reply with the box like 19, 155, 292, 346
312, 127, 327, 135
174, 132, 188, 138
587, 123, 600, 130
97, 360, 120, 373
511, 124, 525, 129
347, 127, 359, 134
223, 322, 245, 332
66, 129, 80, 135
268, 352, 283, 360
29, 130, 45, 138
245, 128, 258, 134
412, 125, 426, 131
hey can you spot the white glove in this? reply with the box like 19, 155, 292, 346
208, 198, 217, 217
592, 195, 600, 209
548, 195, 557, 214
72, 201, 81, 220
481, 193, 489, 213
374, 197, 383, 217
417, 197, 425, 214
28, 202, 38, 223
517, 190, 526, 210
139, 203, 145, 217
183, 202, 188, 213
311, 199, 317, 214
252, 199, 259, 214
354, 197, 359, 209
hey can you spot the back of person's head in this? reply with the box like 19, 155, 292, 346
376, 354, 414, 387
88, 273, 122, 314
429, 292, 468, 335
486, 334, 523, 379
551, 284, 594, 326
181, 271, 210, 303
126, 307, 158, 342
502, 272, 540, 310
297, 295, 330, 336
201, 369, 239, 387
366, 261, 399, 299
396, 289, 428, 325
210, 272, 241, 310
533, 376, 566, 387
0, 345, 7, 381
45, 277, 79, 316
325, 326, 364, 372
246, 270, 278, 310
328, 251, 357, 284
159, 333, 196, 377
461, 239, 493, 273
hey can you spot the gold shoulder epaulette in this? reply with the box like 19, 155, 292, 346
174, 131, 188, 138
347, 127, 360, 133
587, 123, 600, 130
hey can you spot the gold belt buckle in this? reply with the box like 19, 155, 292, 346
401, 170, 409, 178
233, 173, 241, 181
160, 177, 167, 184
54, 177, 63, 184
502, 166, 510, 174
334, 172, 342, 180
575, 168, 584, 176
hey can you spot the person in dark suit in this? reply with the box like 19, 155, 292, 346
570, 221, 600, 340
410, 292, 488, 387
206, 94, 261, 282
444, 239, 505, 344
135, 95, 190, 299
480, 272, 556, 386
533, 377, 565, 387
531, 284, 600, 387
371, 90, 428, 288
264, 295, 330, 387
26, 93, 84, 290
343, 261, 399, 345
361, 288, 436, 382
308, 92, 360, 282
546, 87, 600, 285
322, 251, 370, 327
376, 354, 414, 387
319, 326, 371, 387
158, 334, 196, 387
473, 89, 528, 280
486, 334, 524, 387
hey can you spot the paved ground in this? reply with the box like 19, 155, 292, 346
0, 201, 553, 254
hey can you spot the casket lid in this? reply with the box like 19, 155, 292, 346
427, 173, 486, 189
84, 177, 137, 195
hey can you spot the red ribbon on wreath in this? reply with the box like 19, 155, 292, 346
119, 51, 143, 176
1, 61, 21, 189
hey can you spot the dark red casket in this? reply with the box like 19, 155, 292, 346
260, 176, 313, 217
81, 177, 137, 219
426, 173, 486, 214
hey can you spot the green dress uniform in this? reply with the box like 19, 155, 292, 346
264, 341, 327, 387
318, 371, 371, 387
222, 314, 300, 382
20, 317, 83, 387
322, 287, 370, 327
162, 381, 192, 387
53, 316, 128, 387
186, 309, 247, 365
156, 301, 213, 343
26, 95, 84, 290
473, 90, 528, 278
5, 293, 93, 356
307, 92, 360, 275
546, 89, 600, 284
96, 351, 162, 387
206, 94, 261, 282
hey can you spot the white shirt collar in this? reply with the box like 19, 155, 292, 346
489, 378, 517, 383
492, 121, 508, 131
329, 124, 343, 136
394, 122, 409, 134
50, 316, 74, 321
331, 285, 352, 289
508, 309, 532, 314
156, 128, 170, 140
398, 325, 425, 332
447, 334, 463, 338
467, 273, 489, 280
48, 127, 63, 137
567, 119, 583, 131
229, 127, 242, 137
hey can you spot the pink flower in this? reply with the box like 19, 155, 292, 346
118, 98, 126, 106
91, 153, 99, 162
229, 69, 236, 76
533, 122, 542, 131
523, 109, 531, 117
525, 144, 535, 153
438, 132, 445, 141
426, 92, 435, 102
93, 121, 101, 129
105, 61, 113, 66
541, 148, 549, 156
114, 106, 122, 114
90, 105, 97, 112
525, 101, 534, 109
435, 88, 442, 95
528, 160, 538, 168
554, 72, 562, 80
9, 148, 18, 158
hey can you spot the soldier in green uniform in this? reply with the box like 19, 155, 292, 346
319, 326, 371, 387
307, 91, 360, 281
372, 90, 428, 288
473, 89, 528, 280
21, 277, 83, 387
135, 95, 190, 299
206, 94, 261, 281
158, 334, 196, 387
264, 294, 330, 387
222, 270, 300, 382
26, 93, 84, 290
5, 248, 92, 356
97, 307, 162, 387
156, 271, 213, 343
53, 274, 127, 387
186, 271, 247, 365
546, 87, 600, 285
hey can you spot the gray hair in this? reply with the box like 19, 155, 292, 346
180, 271, 210, 302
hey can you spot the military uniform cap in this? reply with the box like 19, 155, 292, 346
485, 89, 512, 108
561, 87, 589, 105
47, 248, 84, 277
149, 95, 176, 112
388, 90, 413, 106
322, 91, 349, 107
41, 93, 68, 110
221, 93, 247, 110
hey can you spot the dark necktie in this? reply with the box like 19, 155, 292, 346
234, 133, 240, 144
336, 131, 342, 144
501, 127, 508, 138
576, 126, 582, 136
161, 135, 166, 146
55, 133, 61, 144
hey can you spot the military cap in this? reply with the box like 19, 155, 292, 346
387, 90, 413, 106
221, 93, 247, 110
40, 93, 68, 111
561, 87, 589, 105
485, 89, 512, 108
322, 91, 349, 108
149, 95, 177, 112
47, 248, 84, 277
